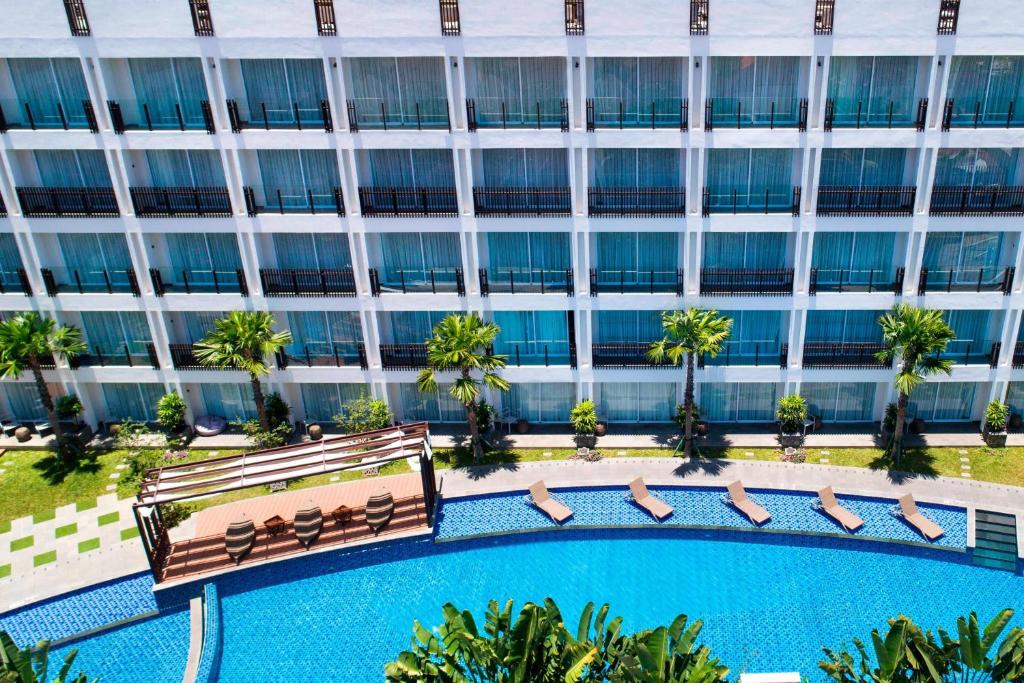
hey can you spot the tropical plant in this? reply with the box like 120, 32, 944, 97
475, 399, 494, 434
417, 314, 509, 460
0, 312, 86, 452
674, 403, 701, 429
263, 392, 290, 428
776, 394, 808, 434
876, 304, 955, 463
113, 418, 150, 450
0, 630, 94, 682
239, 418, 292, 449
193, 311, 292, 431
570, 399, 598, 435
334, 394, 393, 434
156, 392, 187, 432
55, 395, 83, 422
984, 400, 1010, 434
882, 402, 898, 434
648, 309, 733, 459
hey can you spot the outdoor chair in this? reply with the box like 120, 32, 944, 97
723, 481, 771, 525
365, 488, 394, 534
895, 494, 944, 540
225, 516, 256, 564
527, 481, 573, 523
293, 503, 323, 549
816, 486, 864, 532
628, 477, 673, 521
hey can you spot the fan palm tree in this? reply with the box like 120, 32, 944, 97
876, 303, 955, 463
0, 312, 86, 444
1, 630, 94, 683
648, 309, 733, 459
416, 314, 508, 460
193, 311, 292, 431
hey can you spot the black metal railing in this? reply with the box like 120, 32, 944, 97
169, 344, 219, 370
823, 97, 927, 130
704, 97, 807, 130
130, 187, 232, 218
690, 0, 709, 34
225, 98, 333, 132
930, 186, 1024, 216
917, 266, 1014, 294
937, 0, 959, 34
479, 268, 574, 296
700, 268, 794, 296
585, 98, 689, 130
41, 267, 140, 296
502, 343, 575, 368
380, 343, 430, 370
314, 0, 337, 35
816, 186, 915, 216
1013, 342, 1024, 368
347, 97, 449, 131
802, 342, 890, 369
936, 340, 999, 367
370, 267, 465, 296
809, 267, 904, 295
75, 342, 159, 369
16, 187, 119, 217
589, 268, 685, 296
105, 98, 213, 132
190, 0, 215, 35
358, 187, 458, 217
814, 0, 834, 34
439, 0, 460, 34
941, 97, 1023, 129
149, 268, 248, 296
588, 188, 686, 217
465, 98, 569, 130
0, 99, 99, 131
242, 186, 344, 216
565, 0, 584, 34
699, 341, 787, 368
702, 186, 801, 216
473, 187, 571, 217
260, 268, 357, 297
0, 269, 32, 296
592, 343, 665, 369
63, 0, 90, 35
277, 343, 367, 370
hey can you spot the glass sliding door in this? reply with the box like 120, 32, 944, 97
705, 149, 794, 212
700, 383, 779, 422
703, 310, 784, 367
102, 383, 164, 421
596, 382, 676, 422
0, 234, 25, 292
504, 383, 575, 423
811, 232, 896, 290
588, 57, 686, 128
239, 59, 328, 127
2, 383, 46, 421
164, 233, 243, 292
6, 58, 92, 129
801, 382, 876, 422
819, 148, 909, 187
942, 310, 998, 364
81, 312, 153, 365
377, 232, 461, 292
398, 383, 464, 423
201, 383, 258, 421
34, 150, 111, 188
493, 311, 571, 366
485, 232, 571, 292
346, 57, 449, 129
922, 232, 1006, 290
127, 58, 209, 129
465, 58, 566, 128
947, 56, 1024, 127
907, 382, 977, 421
383, 311, 456, 344
300, 383, 366, 423
594, 232, 679, 291
256, 150, 340, 213
285, 311, 364, 366
272, 234, 351, 270
827, 57, 919, 127
805, 310, 885, 344
708, 57, 801, 127
55, 233, 133, 293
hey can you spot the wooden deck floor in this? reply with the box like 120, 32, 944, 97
160, 473, 429, 583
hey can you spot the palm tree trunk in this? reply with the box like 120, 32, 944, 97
29, 356, 62, 441
250, 374, 269, 431
684, 351, 695, 459
465, 399, 481, 461
893, 390, 909, 465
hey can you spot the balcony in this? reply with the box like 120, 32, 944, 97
816, 186, 916, 217
592, 343, 663, 369
814, 0, 834, 34
699, 268, 794, 296
276, 343, 367, 369
466, 99, 569, 131
588, 188, 686, 217
473, 187, 571, 217
16, 187, 119, 218
346, 99, 449, 132
369, 268, 465, 296
74, 342, 159, 369
937, 0, 959, 34
314, 0, 337, 35
704, 98, 807, 131
130, 187, 232, 218
439, 0, 460, 35
190, 0, 215, 36
1013, 342, 1024, 368
0, 269, 32, 296
941, 97, 1024, 129
929, 186, 1024, 217
802, 342, 890, 369
503, 343, 576, 368
479, 268, 574, 296
809, 267, 905, 295
585, 98, 688, 131
63, 0, 90, 36
226, 99, 332, 133
379, 343, 429, 370
41, 267, 140, 296
149, 268, 248, 296
242, 186, 344, 216
0, 99, 98, 132
565, 0, 584, 34
169, 344, 221, 370
917, 267, 1014, 294
824, 98, 927, 131
938, 340, 999, 367
358, 187, 458, 217
690, 0, 708, 34
260, 268, 357, 297
700, 341, 787, 368
589, 268, 684, 296
702, 187, 800, 216
107, 99, 214, 134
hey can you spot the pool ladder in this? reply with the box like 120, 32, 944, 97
972, 510, 1019, 572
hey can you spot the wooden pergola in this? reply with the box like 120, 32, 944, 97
133, 422, 437, 580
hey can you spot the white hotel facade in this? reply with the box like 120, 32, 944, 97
0, 0, 1022, 430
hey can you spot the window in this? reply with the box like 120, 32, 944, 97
597, 383, 676, 422
802, 383, 876, 422
708, 57, 801, 127
826, 57, 919, 127
144, 150, 225, 188
346, 58, 449, 129
301, 385, 366, 423
377, 233, 461, 289
705, 149, 794, 211
6, 59, 92, 129
703, 233, 787, 269
256, 150, 340, 212
239, 59, 329, 128
102, 384, 164, 421
493, 311, 571, 365
700, 383, 779, 422
465, 58, 567, 128
272, 234, 351, 270
907, 382, 976, 421
504, 383, 575, 423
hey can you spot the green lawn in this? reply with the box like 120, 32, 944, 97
0, 564, 10, 579
33, 550, 56, 567
54, 523, 77, 539
77, 538, 100, 554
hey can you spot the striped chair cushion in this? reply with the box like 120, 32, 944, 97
294, 506, 323, 547
365, 490, 394, 531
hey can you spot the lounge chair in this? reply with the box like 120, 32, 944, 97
224, 517, 256, 564
817, 487, 864, 532
724, 481, 771, 525
528, 481, 573, 524
293, 503, 323, 549
365, 488, 394, 534
896, 494, 944, 540
628, 477, 673, 521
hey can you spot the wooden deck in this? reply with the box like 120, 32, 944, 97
160, 473, 429, 583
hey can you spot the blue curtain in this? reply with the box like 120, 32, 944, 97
146, 150, 225, 187
385, 311, 455, 344
706, 149, 793, 210
935, 148, 1020, 187
592, 310, 662, 343
805, 310, 884, 343
201, 383, 258, 421
709, 57, 800, 125
102, 383, 163, 421
701, 383, 779, 422
588, 57, 685, 126
597, 382, 676, 422
1006, 382, 1024, 417
801, 382, 876, 421
365, 149, 455, 187
56, 233, 132, 289
922, 232, 1003, 285
480, 149, 568, 187
492, 311, 569, 365
240, 59, 327, 126
399, 383, 464, 423
166, 233, 241, 284
300, 383, 365, 423
595, 232, 678, 283
487, 232, 570, 285
811, 232, 895, 285
2, 383, 46, 421
819, 148, 908, 186
347, 57, 448, 128
827, 57, 918, 126
948, 56, 1024, 126
907, 382, 976, 421
465, 58, 566, 126
0, 234, 24, 288
34, 150, 111, 187
128, 58, 208, 129
81, 312, 152, 356
705, 310, 781, 363
943, 310, 993, 359
504, 383, 574, 422
257, 150, 340, 210
703, 233, 786, 268
590, 149, 681, 187
182, 312, 222, 342
286, 311, 363, 358
7, 58, 91, 128
379, 232, 460, 286
272, 233, 351, 269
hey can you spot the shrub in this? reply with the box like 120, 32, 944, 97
264, 392, 291, 429
122, 448, 163, 488
475, 400, 494, 434
882, 402, 898, 433
240, 419, 292, 449
776, 394, 808, 433
569, 400, 598, 434
114, 419, 150, 449
55, 394, 83, 421
160, 502, 194, 529
334, 394, 393, 434
985, 400, 1010, 433
156, 392, 187, 432
673, 403, 701, 429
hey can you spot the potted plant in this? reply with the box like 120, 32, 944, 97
910, 416, 926, 434
570, 399, 598, 448
516, 418, 529, 434
1011, 412, 1023, 430
156, 392, 188, 435
55, 394, 83, 427
475, 400, 494, 435
983, 399, 1009, 447
776, 394, 808, 447
675, 404, 708, 437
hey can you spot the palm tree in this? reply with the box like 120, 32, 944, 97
648, 309, 732, 459
0, 312, 86, 445
1, 630, 94, 682
416, 314, 509, 460
876, 303, 955, 463
193, 311, 292, 431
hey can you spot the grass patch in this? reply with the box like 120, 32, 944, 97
76, 499, 98, 512
120, 527, 139, 541
0, 564, 10, 579
97, 511, 119, 527
54, 522, 78, 539
32, 509, 56, 524
33, 550, 57, 567
78, 537, 100, 554
9, 536, 33, 552
0, 519, 10, 535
